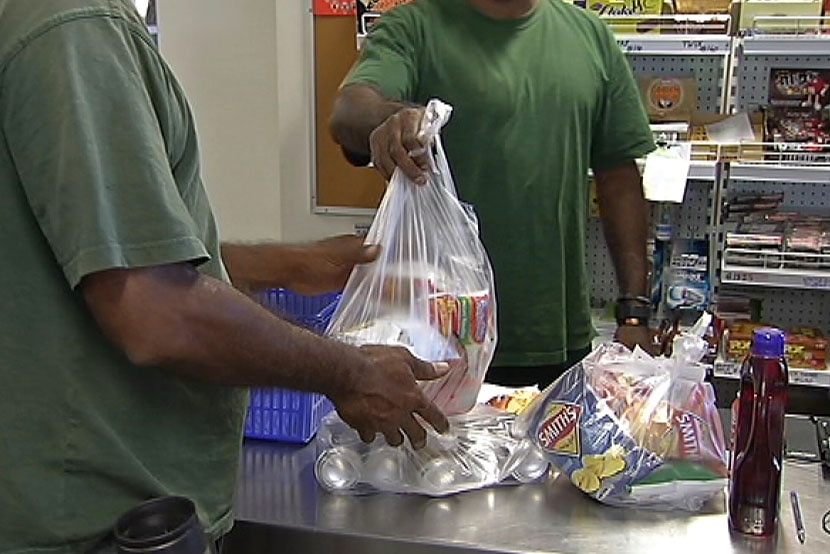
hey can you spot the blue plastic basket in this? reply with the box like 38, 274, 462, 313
243, 289, 340, 443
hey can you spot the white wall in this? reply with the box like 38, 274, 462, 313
157, 0, 371, 242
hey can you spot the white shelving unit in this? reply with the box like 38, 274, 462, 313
721, 249, 830, 290
728, 162, 830, 183
586, 18, 830, 394
714, 360, 830, 387
615, 34, 732, 55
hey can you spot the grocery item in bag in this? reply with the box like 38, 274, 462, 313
516, 315, 728, 511
326, 99, 497, 415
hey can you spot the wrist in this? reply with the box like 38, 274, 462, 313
615, 297, 651, 327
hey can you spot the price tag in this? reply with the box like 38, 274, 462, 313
617, 40, 644, 53
802, 276, 830, 290
681, 40, 722, 53
715, 362, 740, 377
791, 370, 818, 386
723, 271, 757, 284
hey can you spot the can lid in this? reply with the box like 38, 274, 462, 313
752, 327, 785, 357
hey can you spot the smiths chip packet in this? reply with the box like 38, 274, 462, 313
515, 339, 728, 511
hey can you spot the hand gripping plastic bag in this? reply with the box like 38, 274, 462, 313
514, 313, 728, 511
326, 99, 497, 416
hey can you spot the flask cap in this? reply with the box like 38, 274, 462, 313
752, 327, 785, 358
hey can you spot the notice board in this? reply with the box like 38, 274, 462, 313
313, 14, 386, 211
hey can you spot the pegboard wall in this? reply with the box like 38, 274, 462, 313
628, 55, 728, 113
588, 179, 715, 306
717, 284, 830, 331
734, 53, 830, 112
718, 178, 830, 331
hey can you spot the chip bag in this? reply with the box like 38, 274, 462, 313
326, 99, 497, 415
515, 313, 728, 511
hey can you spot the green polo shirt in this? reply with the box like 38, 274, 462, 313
345, 0, 655, 366
0, 1, 245, 551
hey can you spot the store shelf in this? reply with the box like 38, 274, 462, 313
689, 160, 718, 181
616, 34, 732, 55
728, 162, 830, 184
721, 248, 830, 290
714, 360, 830, 388
592, 159, 716, 181
742, 34, 830, 56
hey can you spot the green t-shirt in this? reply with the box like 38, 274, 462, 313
345, 0, 655, 366
0, 1, 246, 551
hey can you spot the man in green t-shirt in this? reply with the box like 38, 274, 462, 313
0, 1, 449, 552
331, 0, 656, 388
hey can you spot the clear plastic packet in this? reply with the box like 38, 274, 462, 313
325, 99, 497, 415
515, 313, 728, 511
314, 405, 549, 497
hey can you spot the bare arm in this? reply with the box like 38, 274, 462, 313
80, 263, 448, 447
594, 161, 649, 299
329, 83, 428, 183
220, 234, 378, 295
594, 161, 653, 352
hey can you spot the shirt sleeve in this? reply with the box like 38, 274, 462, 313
342, 7, 422, 101
590, 23, 656, 171
0, 16, 209, 289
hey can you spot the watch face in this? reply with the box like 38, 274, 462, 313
615, 302, 651, 324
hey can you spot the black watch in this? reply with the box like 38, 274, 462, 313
614, 301, 651, 327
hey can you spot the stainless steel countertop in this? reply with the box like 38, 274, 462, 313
228, 419, 830, 554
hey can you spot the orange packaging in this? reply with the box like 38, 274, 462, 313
724, 321, 766, 362
787, 326, 827, 370
723, 321, 827, 369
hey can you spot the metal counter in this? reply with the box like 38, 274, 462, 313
226, 434, 830, 554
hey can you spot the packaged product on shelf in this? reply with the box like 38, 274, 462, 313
722, 321, 829, 369
723, 192, 785, 220
787, 326, 828, 370
764, 68, 830, 161
515, 315, 729, 512
689, 112, 765, 162
570, 0, 667, 33
326, 99, 497, 416
725, 218, 786, 250
723, 320, 767, 362
639, 76, 698, 124
665, 239, 710, 311
671, 0, 731, 13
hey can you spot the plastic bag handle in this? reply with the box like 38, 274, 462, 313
414, 99, 461, 199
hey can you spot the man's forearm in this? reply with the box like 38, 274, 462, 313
329, 83, 409, 156
594, 162, 649, 298
221, 242, 304, 292
81, 264, 360, 398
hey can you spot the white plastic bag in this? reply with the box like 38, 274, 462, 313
314, 406, 549, 496
515, 313, 728, 511
326, 99, 497, 415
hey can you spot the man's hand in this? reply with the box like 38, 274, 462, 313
290, 234, 380, 296
614, 325, 656, 355
369, 107, 429, 184
329, 344, 450, 449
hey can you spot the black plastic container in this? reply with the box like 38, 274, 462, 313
114, 496, 212, 554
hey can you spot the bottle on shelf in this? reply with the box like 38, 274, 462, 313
728, 327, 789, 538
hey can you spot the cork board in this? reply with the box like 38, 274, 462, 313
313, 15, 386, 211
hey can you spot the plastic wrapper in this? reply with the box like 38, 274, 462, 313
326, 99, 497, 415
314, 405, 550, 497
515, 314, 728, 511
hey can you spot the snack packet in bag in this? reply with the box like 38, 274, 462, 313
326, 99, 497, 415
514, 314, 728, 511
